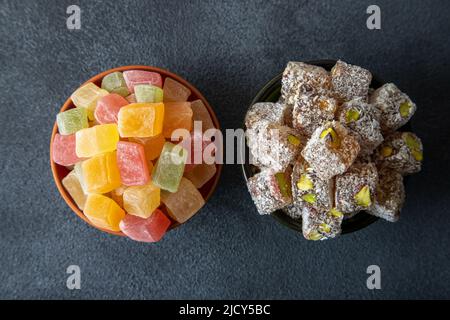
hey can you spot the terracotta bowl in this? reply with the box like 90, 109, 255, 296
50, 65, 222, 237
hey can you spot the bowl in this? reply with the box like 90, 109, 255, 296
242, 59, 392, 235
50, 65, 222, 237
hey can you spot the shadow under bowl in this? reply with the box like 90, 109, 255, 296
50, 65, 222, 237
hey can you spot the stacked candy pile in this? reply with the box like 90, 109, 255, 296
52, 70, 217, 242
246, 61, 423, 240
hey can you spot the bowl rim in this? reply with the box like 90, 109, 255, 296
241, 59, 385, 236
50, 65, 223, 237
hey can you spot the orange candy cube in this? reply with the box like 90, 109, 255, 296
84, 194, 125, 232
118, 103, 164, 138
129, 134, 166, 161
82, 151, 122, 194
162, 102, 192, 138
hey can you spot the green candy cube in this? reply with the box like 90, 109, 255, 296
56, 107, 88, 135
135, 84, 163, 103
152, 142, 187, 193
101, 72, 129, 97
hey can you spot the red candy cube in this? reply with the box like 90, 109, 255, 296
94, 93, 129, 124
117, 141, 150, 186
119, 209, 171, 242
52, 133, 82, 166
123, 70, 162, 93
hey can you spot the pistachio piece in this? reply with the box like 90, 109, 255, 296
307, 230, 323, 241
345, 108, 360, 123
329, 208, 343, 218
354, 185, 372, 207
297, 174, 314, 191
301, 193, 316, 204
288, 134, 301, 146
403, 133, 421, 151
320, 127, 340, 148
319, 223, 331, 233
399, 101, 412, 117
381, 146, 393, 157
411, 149, 423, 162
275, 172, 291, 198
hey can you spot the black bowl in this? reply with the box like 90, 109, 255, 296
242, 59, 387, 235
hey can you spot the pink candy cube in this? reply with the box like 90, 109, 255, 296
123, 70, 163, 93
52, 133, 82, 166
117, 141, 150, 186
119, 209, 171, 242
94, 93, 129, 124
178, 131, 216, 172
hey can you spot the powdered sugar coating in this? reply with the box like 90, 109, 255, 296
370, 83, 417, 134
368, 168, 405, 222
249, 124, 302, 171
302, 206, 343, 240
247, 169, 293, 215
292, 93, 338, 137
335, 162, 378, 214
291, 158, 333, 211
282, 203, 304, 220
337, 98, 384, 155
374, 132, 422, 175
245, 102, 288, 129
331, 60, 372, 101
281, 62, 332, 108
302, 121, 360, 180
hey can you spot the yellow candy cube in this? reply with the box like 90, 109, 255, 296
118, 103, 164, 138
84, 194, 125, 232
62, 170, 87, 210
71, 82, 109, 121
123, 182, 160, 218
76, 124, 119, 158
82, 151, 122, 194
111, 185, 127, 208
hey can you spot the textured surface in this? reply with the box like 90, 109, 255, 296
0, 0, 449, 299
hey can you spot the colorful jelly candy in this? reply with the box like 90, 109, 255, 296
94, 93, 129, 124
119, 209, 171, 242
184, 163, 217, 188
163, 77, 191, 102
84, 194, 125, 232
62, 170, 87, 210
162, 102, 192, 138
135, 84, 163, 103
161, 178, 205, 223
76, 123, 119, 158
118, 103, 164, 138
71, 82, 109, 120
82, 151, 121, 194
152, 142, 188, 192
191, 99, 215, 132
56, 107, 88, 135
178, 131, 214, 172
123, 70, 162, 93
125, 94, 136, 103
56, 70, 219, 243
52, 133, 82, 166
129, 134, 166, 161
123, 182, 160, 218
101, 71, 129, 97
116, 141, 150, 186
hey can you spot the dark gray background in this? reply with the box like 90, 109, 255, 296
1, 0, 449, 299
